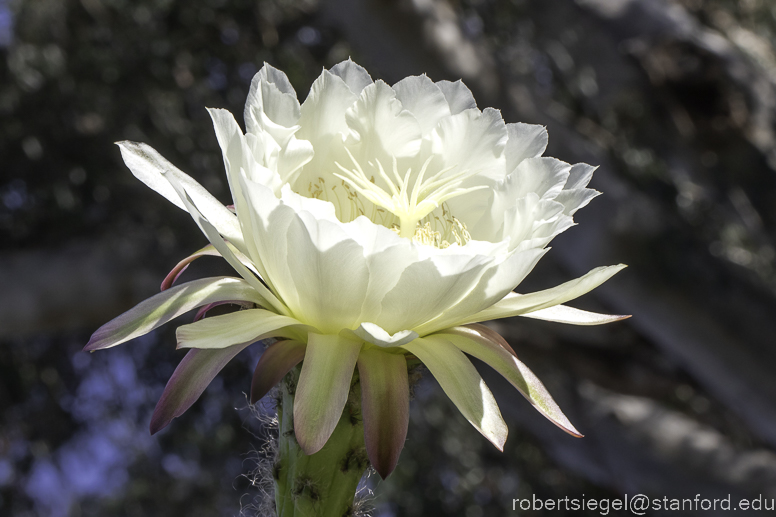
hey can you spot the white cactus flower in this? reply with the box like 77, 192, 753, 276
86, 60, 627, 478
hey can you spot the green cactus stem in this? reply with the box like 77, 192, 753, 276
273, 364, 369, 517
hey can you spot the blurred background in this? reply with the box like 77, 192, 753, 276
3, 0, 776, 515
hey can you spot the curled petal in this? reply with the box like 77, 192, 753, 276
250, 340, 306, 404
162, 244, 260, 291
403, 336, 507, 450
521, 305, 630, 326
161, 245, 219, 291
294, 333, 362, 454
150, 344, 250, 434
176, 308, 306, 350
357, 348, 409, 479
437, 325, 582, 437
85, 277, 263, 351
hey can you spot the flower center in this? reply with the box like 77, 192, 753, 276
333, 149, 486, 240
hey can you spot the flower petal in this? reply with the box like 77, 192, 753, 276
565, 163, 596, 190
116, 141, 246, 254
357, 348, 409, 479
294, 333, 362, 454
377, 252, 496, 334
438, 324, 582, 437
193, 300, 254, 322
161, 243, 258, 291
351, 322, 418, 348
250, 339, 307, 403
520, 304, 630, 325
465, 264, 627, 324
345, 80, 423, 161
161, 245, 220, 291
163, 171, 290, 316
149, 344, 250, 434
244, 62, 301, 134
176, 308, 307, 350
84, 277, 262, 351
436, 79, 477, 115
403, 336, 507, 450
412, 247, 547, 336
392, 75, 451, 135
505, 122, 548, 173
330, 58, 373, 96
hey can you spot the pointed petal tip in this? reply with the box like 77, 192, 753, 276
149, 414, 170, 435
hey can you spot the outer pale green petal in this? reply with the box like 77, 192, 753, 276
84, 277, 263, 351
116, 141, 246, 254
357, 348, 409, 479
438, 324, 582, 437
176, 309, 308, 350
294, 333, 363, 454
403, 336, 507, 450
150, 344, 251, 434
250, 340, 307, 403
464, 264, 627, 324
520, 305, 630, 325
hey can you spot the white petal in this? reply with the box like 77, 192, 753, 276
392, 75, 451, 135
297, 69, 358, 143
565, 163, 597, 190
245, 62, 300, 133
345, 80, 423, 160
351, 322, 418, 348
284, 212, 371, 333
116, 141, 246, 255
431, 107, 507, 180
163, 170, 290, 316
377, 252, 495, 334
436, 79, 477, 114
505, 122, 548, 173
520, 304, 630, 325
176, 308, 307, 349
415, 247, 548, 335
403, 336, 507, 450
510, 157, 571, 201
554, 188, 600, 215
464, 264, 627, 324
330, 58, 373, 95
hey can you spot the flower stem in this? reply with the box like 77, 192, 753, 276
274, 365, 369, 517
